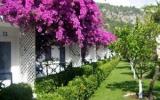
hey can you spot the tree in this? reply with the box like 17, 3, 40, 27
111, 18, 160, 99
109, 25, 137, 79
129, 20, 160, 98
144, 4, 160, 100
0, 0, 116, 48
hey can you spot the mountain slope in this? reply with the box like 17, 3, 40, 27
97, 3, 144, 32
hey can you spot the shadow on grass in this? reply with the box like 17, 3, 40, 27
155, 92, 160, 100
120, 72, 133, 76
106, 81, 138, 92
153, 89, 160, 100
116, 66, 130, 69
106, 81, 150, 93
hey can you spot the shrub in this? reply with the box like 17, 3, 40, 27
99, 58, 119, 77
56, 86, 78, 100
82, 64, 93, 76
35, 67, 84, 93
56, 75, 98, 100
53, 58, 120, 100
36, 58, 120, 100
35, 78, 57, 94
35, 59, 110, 94
0, 83, 33, 100
96, 61, 104, 66
37, 93, 64, 100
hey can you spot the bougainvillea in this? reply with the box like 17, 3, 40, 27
0, 0, 116, 47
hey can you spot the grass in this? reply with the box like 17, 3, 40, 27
90, 61, 160, 100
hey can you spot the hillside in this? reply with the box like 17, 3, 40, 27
97, 3, 144, 32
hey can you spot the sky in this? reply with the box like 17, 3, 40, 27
94, 0, 159, 8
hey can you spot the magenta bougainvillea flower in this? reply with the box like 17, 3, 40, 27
0, 0, 116, 47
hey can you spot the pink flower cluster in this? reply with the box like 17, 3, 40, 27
0, 0, 116, 47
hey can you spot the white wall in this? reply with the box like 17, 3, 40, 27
65, 46, 72, 64
0, 26, 21, 85
97, 46, 106, 60
51, 46, 60, 60
68, 44, 82, 67
85, 46, 114, 62
0, 23, 36, 85
85, 45, 97, 63
51, 44, 82, 68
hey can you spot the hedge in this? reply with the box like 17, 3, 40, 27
0, 83, 33, 100
36, 58, 119, 100
35, 65, 92, 94
35, 61, 104, 94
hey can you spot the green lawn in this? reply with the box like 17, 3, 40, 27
90, 61, 160, 100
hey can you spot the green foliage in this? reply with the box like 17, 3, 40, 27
99, 59, 118, 76
36, 58, 119, 100
35, 67, 84, 94
56, 75, 98, 100
0, 83, 33, 100
109, 25, 132, 60
109, 6, 160, 99
81, 64, 93, 76
54, 59, 119, 100
37, 93, 64, 100
90, 61, 160, 100
35, 60, 109, 94
111, 14, 160, 79
96, 60, 107, 66
127, 20, 160, 78
105, 18, 133, 32
144, 4, 160, 23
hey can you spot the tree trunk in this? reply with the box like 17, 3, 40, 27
130, 61, 137, 79
133, 68, 136, 79
148, 66, 160, 100
138, 79, 143, 99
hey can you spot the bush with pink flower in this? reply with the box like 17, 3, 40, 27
0, 0, 116, 47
